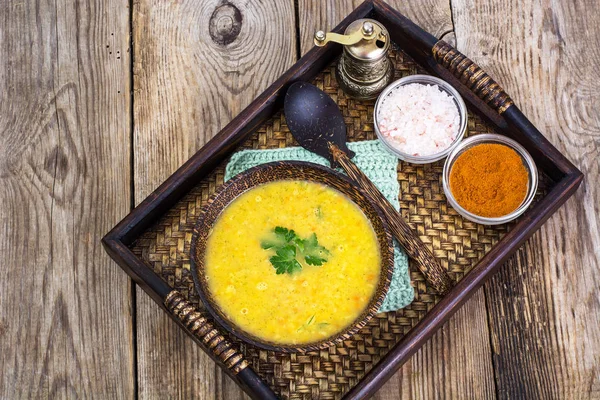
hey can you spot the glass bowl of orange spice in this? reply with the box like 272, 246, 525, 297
442, 134, 538, 225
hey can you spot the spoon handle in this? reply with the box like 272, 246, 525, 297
329, 144, 453, 295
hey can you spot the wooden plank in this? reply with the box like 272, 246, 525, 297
0, 0, 134, 398
132, 0, 297, 398
452, 0, 600, 397
297, 2, 496, 399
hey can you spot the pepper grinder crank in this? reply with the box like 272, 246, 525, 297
314, 19, 394, 100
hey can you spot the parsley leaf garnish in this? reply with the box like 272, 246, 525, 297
269, 244, 302, 275
261, 227, 330, 274
302, 233, 330, 266
275, 226, 296, 242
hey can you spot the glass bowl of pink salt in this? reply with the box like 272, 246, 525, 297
374, 75, 468, 164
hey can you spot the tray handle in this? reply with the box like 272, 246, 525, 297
165, 291, 248, 372
432, 40, 514, 115
164, 291, 279, 400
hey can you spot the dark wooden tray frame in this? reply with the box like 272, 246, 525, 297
102, 1, 583, 398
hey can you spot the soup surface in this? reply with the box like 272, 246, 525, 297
204, 180, 381, 345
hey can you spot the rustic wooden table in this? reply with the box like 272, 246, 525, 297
1, 0, 599, 398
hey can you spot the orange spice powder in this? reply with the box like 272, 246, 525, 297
449, 143, 529, 218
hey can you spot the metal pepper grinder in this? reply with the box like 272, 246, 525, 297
314, 19, 394, 100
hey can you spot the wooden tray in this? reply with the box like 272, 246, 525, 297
102, 1, 583, 399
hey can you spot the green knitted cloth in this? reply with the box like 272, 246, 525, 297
224, 140, 414, 312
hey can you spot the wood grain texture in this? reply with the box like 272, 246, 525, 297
132, 0, 296, 398
297, 2, 496, 399
0, 0, 134, 398
3, 0, 596, 398
452, 0, 600, 397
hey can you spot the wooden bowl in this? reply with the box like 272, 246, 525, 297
190, 161, 394, 353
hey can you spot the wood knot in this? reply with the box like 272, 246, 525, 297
44, 146, 69, 181
209, 2, 242, 46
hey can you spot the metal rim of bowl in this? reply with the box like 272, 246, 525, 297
189, 161, 395, 353
442, 133, 539, 225
373, 74, 468, 164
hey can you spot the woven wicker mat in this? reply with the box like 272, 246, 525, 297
131, 45, 548, 399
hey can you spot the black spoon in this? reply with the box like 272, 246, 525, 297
284, 81, 355, 166
284, 81, 453, 295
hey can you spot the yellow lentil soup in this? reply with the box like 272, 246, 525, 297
204, 180, 381, 345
